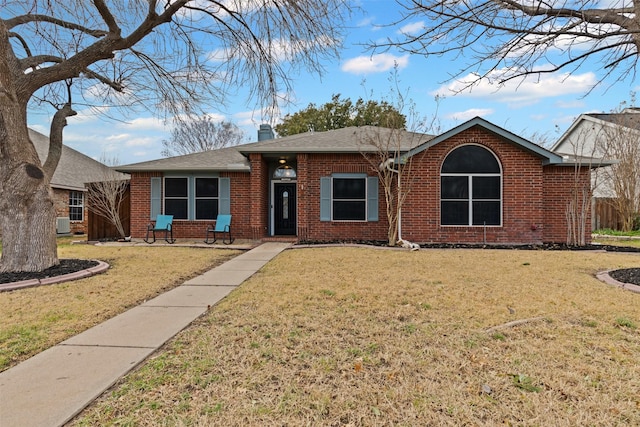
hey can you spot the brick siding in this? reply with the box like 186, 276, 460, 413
51, 188, 87, 234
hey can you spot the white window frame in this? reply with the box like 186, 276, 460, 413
69, 191, 84, 222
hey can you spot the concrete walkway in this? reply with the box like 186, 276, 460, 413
0, 242, 291, 427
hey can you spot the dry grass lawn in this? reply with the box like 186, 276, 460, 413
71, 246, 640, 426
0, 240, 240, 371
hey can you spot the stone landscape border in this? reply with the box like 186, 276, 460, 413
0, 260, 109, 292
596, 270, 640, 294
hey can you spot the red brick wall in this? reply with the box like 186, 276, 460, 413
543, 165, 592, 244
227, 171, 252, 239
295, 126, 591, 244
297, 153, 310, 240
129, 172, 161, 238
51, 188, 86, 234
129, 171, 253, 240
399, 127, 547, 244
249, 154, 269, 239
299, 153, 389, 242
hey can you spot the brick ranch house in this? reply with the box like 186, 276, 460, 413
30, 128, 129, 235
117, 117, 602, 245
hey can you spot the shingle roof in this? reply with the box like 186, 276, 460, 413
405, 117, 567, 165
116, 126, 434, 172
585, 112, 640, 131
116, 145, 251, 172
30, 128, 128, 191
238, 126, 433, 153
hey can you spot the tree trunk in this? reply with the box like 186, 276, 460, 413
0, 179, 58, 273
0, 108, 59, 273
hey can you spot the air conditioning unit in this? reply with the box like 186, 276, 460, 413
56, 217, 71, 234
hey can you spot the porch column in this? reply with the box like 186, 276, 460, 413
249, 153, 268, 240
296, 153, 309, 240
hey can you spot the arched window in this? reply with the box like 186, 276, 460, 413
440, 144, 501, 226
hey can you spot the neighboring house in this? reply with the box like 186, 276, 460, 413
118, 117, 601, 245
30, 128, 127, 235
551, 110, 639, 229
551, 109, 640, 196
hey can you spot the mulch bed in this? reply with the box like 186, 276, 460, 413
300, 240, 640, 252
609, 268, 640, 285
0, 259, 99, 284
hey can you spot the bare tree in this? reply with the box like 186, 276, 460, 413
559, 125, 605, 245
86, 155, 129, 239
565, 161, 593, 246
162, 116, 247, 157
162, 115, 247, 157
360, 126, 424, 247
0, 0, 350, 272
359, 73, 440, 247
374, 1, 640, 89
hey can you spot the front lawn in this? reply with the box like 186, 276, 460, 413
0, 240, 240, 371
71, 246, 640, 426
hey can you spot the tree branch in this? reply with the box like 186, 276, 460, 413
4, 14, 108, 37
374, 0, 640, 89
18, 55, 63, 70
82, 68, 124, 91
92, 0, 122, 36
42, 103, 77, 179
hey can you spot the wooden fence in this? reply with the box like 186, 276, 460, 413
87, 184, 131, 241
592, 197, 624, 231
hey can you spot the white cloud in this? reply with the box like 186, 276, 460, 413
357, 16, 376, 28
105, 133, 132, 141
398, 21, 424, 36
341, 53, 409, 74
234, 109, 263, 128
118, 116, 167, 132
133, 150, 149, 156
207, 48, 229, 63
431, 69, 597, 106
445, 108, 494, 122
173, 0, 262, 20
67, 106, 109, 124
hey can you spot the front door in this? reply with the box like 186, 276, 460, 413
274, 182, 296, 235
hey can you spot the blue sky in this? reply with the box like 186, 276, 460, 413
27, 0, 637, 165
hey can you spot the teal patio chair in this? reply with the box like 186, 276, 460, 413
144, 214, 175, 244
204, 214, 234, 245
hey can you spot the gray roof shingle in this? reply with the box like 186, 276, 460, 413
586, 112, 640, 131
238, 126, 433, 153
116, 145, 251, 172
30, 128, 128, 191
116, 126, 434, 172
